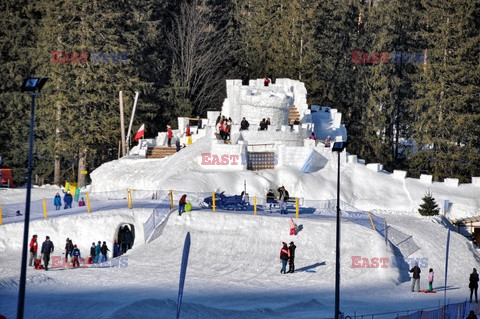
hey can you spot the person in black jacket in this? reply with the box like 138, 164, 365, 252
287, 242, 296, 273
467, 310, 478, 319
41, 236, 54, 271
90, 242, 96, 263
101, 241, 110, 262
409, 263, 421, 292
470, 268, 479, 302
65, 238, 73, 262
240, 117, 249, 131
277, 186, 289, 214
71, 245, 81, 268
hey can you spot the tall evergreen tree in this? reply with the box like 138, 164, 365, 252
410, 0, 480, 181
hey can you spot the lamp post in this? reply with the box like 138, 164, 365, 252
332, 141, 347, 319
17, 77, 48, 319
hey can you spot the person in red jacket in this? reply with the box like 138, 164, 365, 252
167, 125, 173, 147
280, 242, 290, 274
185, 124, 190, 137
29, 234, 38, 267
178, 194, 187, 216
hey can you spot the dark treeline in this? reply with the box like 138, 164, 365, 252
0, 0, 478, 186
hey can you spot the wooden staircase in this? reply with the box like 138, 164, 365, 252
146, 147, 177, 159
289, 106, 300, 124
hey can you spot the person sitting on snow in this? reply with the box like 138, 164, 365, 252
78, 197, 86, 207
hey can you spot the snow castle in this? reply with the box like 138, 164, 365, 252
131, 78, 347, 173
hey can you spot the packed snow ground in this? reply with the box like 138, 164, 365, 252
1, 186, 480, 318
1, 128, 480, 318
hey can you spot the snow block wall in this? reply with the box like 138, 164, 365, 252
221, 79, 309, 126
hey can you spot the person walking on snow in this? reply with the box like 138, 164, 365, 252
280, 242, 290, 274
410, 262, 421, 292
470, 268, 479, 303
54, 193, 62, 210
95, 241, 101, 263
90, 242, 96, 264
179, 194, 187, 216
289, 218, 297, 235
41, 236, 54, 271
71, 245, 81, 268
65, 238, 73, 262
29, 234, 38, 267
288, 241, 296, 273
101, 241, 110, 262
113, 240, 120, 258
428, 268, 434, 292
277, 186, 289, 214
63, 191, 73, 209
167, 125, 173, 147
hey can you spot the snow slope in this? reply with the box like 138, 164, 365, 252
1, 203, 479, 318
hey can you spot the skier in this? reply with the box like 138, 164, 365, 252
101, 241, 110, 262
289, 218, 297, 236
288, 241, 296, 273
95, 241, 101, 263
113, 240, 120, 258
29, 234, 38, 267
179, 194, 187, 216
428, 268, 434, 292
71, 245, 81, 268
279, 242, 290, 274
89, 242, 96, 264
470, 268, 479, 303
41, 236, 54, 271
65, 238, 73, 262
409, 262, 421, 292
53, 193, 62, 210
167, 125, 173, 147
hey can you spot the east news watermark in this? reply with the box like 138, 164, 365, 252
351, 51, 428, 64
201, 153, 279, 166
351, 256, 428, 269
50, 256, 129, 268
51, 51, 129, 64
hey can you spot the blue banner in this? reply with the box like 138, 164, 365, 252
444, 229, 451, 308
177, 232, 191, 319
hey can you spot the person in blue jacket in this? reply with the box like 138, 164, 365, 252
94, 241, 101, 263
113, 240, 120, 258
71, 245, 81, 268
63, 191, 73, 209
54, 193, 62, 210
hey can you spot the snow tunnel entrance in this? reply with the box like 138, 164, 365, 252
115, 223, 135, 255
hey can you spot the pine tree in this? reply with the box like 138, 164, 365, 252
418, 190, 440, 216
409, 0, 480, 182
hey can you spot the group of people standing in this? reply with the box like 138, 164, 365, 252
410, 263, 479, 303
280, 241, 296, 274
53, 191, 86, 210
29, 235, 54, 270
28, 234, 123, 270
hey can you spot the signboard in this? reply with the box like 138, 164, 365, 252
80, 171, 88, 175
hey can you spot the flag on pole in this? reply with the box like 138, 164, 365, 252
134, 124, 145, 142
177, 232, 191, 319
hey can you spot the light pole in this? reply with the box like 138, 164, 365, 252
332, 141, 347, 319
17, 77, 48, 319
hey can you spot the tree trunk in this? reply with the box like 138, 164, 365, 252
77, 147, 88, 188
53, 102, 62, 185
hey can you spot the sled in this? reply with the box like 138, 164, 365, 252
419, 290, 436, 293
185, 202, 192, 212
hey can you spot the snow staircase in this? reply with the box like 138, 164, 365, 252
146, 147, 177, 159
289, 106, 300, 124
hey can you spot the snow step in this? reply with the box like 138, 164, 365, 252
289, 106, 300, 124
146, 147, 177, 159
